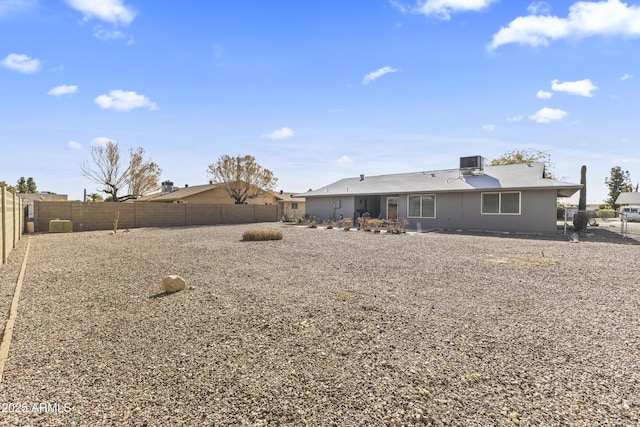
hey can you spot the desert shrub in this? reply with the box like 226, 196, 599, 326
369, 219, 384, 232
386, 218, 409, 234
323, 220, 335, 229
340, 218, 353, 230
281, 213, 292, 222
596, 209, 615, 220
242, 230, 284, 241
306, 216, 318, 228
357, 217, 373, 231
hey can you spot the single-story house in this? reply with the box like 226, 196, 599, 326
615, 192, 640, 206
145, 182, 277, 205
274, 191, 306, 219
298, 157, 582, 233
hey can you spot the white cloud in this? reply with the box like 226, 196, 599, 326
482, 124, 496, 132
67, 0, 136, 25
67, 140, 83, 150
362, 66, 399, 84
264, 127, 294, 140
47, 85, 78, 96
489, 0, 640, 50
506, 115, 524, 122
621, 73, 633, 80
94, 90, 158, 112
409, 0, 497, 20
529, 107, 568, 123
1, 53, 41, 73
551, 79, 597, 97
527, 1, 551, 15
336, 155, 354, 165
91, 137, 113, 146
536, 90, 553, 99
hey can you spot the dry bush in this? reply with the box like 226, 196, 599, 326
242, 230, 283, 241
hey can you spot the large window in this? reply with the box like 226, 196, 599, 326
408, 194, 436, 218
481, 192, 520, 215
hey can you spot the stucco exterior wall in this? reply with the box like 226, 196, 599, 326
306, 190, 559, 233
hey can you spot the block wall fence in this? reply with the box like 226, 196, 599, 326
1, 186, 23, 267
33, 201, 280, 233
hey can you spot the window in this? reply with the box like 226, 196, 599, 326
408, 194, 436, 218
291, 202, 298, 210
481, 192, 520, 215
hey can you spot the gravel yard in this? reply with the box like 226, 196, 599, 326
0, 223, 638, 426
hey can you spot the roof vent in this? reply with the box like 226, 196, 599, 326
360, 174, 365, 181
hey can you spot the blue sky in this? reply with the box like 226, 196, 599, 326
1, 0, 639, 204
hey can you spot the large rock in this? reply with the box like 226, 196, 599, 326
162, 275, 186, 293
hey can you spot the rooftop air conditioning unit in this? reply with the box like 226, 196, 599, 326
459, 156, 484, 175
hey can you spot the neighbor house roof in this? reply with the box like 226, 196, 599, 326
298, 163, 581, 198
615, 192, 640, 205
274, 192, 305, 203
148, 183, 218, 202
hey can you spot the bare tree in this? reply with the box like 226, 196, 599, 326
81, 141, 129, 202
82, 141, 162, 202
128, 147, 162, 198
207, 154, 277, 204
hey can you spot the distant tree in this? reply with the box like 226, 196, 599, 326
207, 154, 278, 204
604, 166, 632, 210
127, 147, 162, 198
0, 181, 17, 193
26, 177, 37, 193
16, 177, 28, 193
489, 149, 554, 178
11, 177, 37, 194
82, 141, 161, 202
88, 193, 104, 202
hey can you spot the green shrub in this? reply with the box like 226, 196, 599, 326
242, 230, 284, 241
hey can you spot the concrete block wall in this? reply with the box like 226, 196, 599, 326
1, 187, 23, 266
34, 201, 279, 232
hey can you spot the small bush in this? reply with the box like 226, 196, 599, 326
340, 218, 353, 230
386, 218, 409, 234
242, 230, 283, 241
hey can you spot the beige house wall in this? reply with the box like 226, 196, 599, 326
280, 201, 306, 219
153, 186, 278, 205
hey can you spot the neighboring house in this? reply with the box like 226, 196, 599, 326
19, 192, 68, 220
145, 182, 277, 205
298, 156, 582, 233
274, 191, 306, 219
615, 192, 640, 206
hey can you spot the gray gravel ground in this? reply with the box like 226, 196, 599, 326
0, 223, 638, 426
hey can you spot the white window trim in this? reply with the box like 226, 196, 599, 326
481, 191, 521, 215
407, 194, 436, 218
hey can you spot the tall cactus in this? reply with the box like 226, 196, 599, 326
578, 165, 587, 211
573, 165, 588, 231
